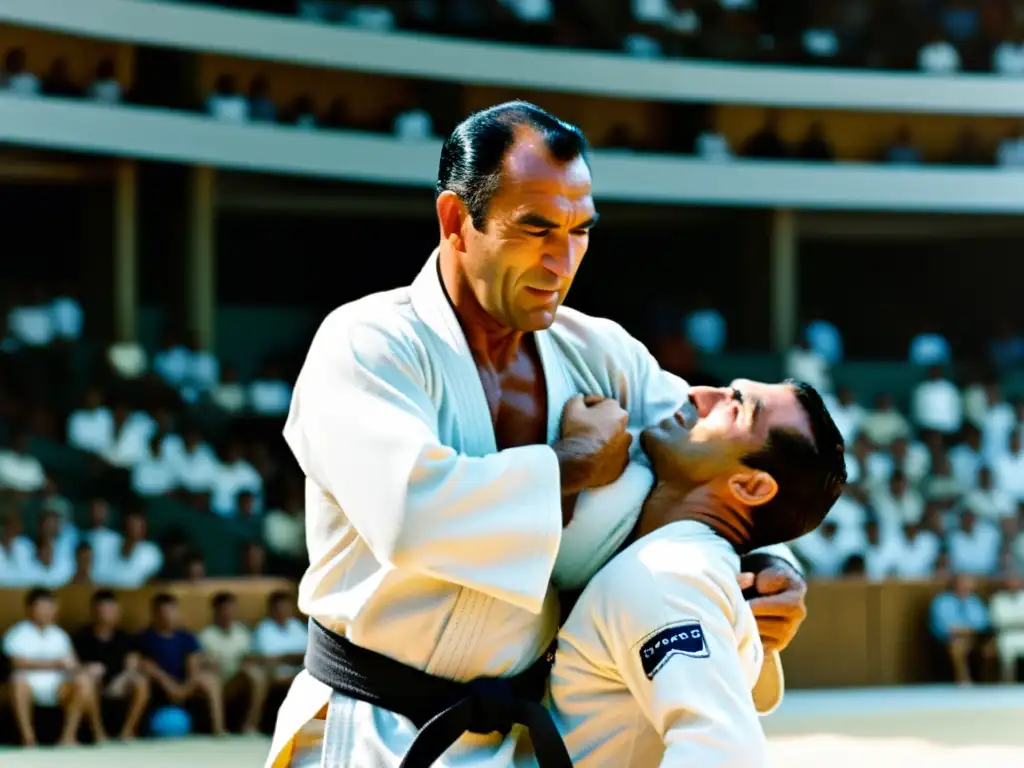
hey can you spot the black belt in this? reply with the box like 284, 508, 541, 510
304, 619, 572, 768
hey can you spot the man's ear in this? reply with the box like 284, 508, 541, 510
436, 191, 468, 253
727, 470, 778, 507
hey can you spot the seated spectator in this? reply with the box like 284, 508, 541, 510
859, 393, 911, 446
240, 541, 266, 577
909, 324, 953, 367
980, 384, 1015, 462
210, 364, 247, 413
207, 74, 249, 122
40, 478, 74, 530
794, 122, 835, 161
393, 103, 435, 141
106, 341, 148, 380
989, 319, 1024, 371
894, 522, 942, 579
50, 280, 84, 343
949, 425, 984, 489
2, 48, 41, 96
866, 435, 930, 487
41, 58, 81, 98
742, 111, 789, 159
911, 366, 963, 436
131, 435, 179, 498
884, 126, 923, 165
67, 388, 115, 456
0, 431, 46, 493
186, 551, 207, 581
948, 511, 1001, 576
918, 27, 962, 74
211, 441, 263, 517
997, 124, 1024, 167
154, 329, 190, 389
88, 58, 122, 104
804, 313, 843, 365
626, 0, 702, 59
288, 94, 317, 129
785, 337, 831, 394
97, 509, 163, 588
990, 572, 1024, 682
964, 467, 1015, 521
198, 592, 265, 734
136, 593, 225, 735
251, 591, 307, 693
264, 490, 306, 564
694, 110, 732, 161
824, 385, 863, 443
7, 283, 55, 347
994, 432, 1024, 503
794, 521, 854, 577
0, 513, 35, 586
27, 539, 74, 590
180, 332, 220, 404
929, 574, 993, 685
862, 521, 906, 581
248, 363, 293, 417
102, 404, 156, 469
69, 542, 95, 585
924, 453, 964, 502
248, 75, 277, 123
3, 588, 104, 746
73, 590, 150, 740
79, 497, 122, 566
683, 296, 726, 354
870, 471, 925, 534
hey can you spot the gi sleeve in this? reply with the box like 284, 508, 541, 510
600, 563, 768, 768
283, 311, 562, 615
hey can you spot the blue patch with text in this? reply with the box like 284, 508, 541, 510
638, 621, 709, 680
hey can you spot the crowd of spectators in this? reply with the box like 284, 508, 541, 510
191, 0, 1024, 75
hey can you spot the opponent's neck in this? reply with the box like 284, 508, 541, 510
634, 482, 753, 552
438, 245, 525, 368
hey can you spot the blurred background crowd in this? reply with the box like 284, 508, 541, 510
2, 0, 1024, 750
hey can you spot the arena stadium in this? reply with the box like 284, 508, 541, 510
2, 0, 1024, 766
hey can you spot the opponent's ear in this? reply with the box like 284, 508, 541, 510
436, 191, 468, 253
726, 470, 778, 507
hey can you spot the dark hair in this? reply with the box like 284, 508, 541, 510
267, 590, 292, 610
26, 587, 54, 607
91, 589, 117, 606
740, 381, 846, 552
152, 592, 177, 609
76, 541, 93, 555
436, 100, 589, 230
212, 591, 235, 610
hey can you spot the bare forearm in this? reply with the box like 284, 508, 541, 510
12, 658, 64, 671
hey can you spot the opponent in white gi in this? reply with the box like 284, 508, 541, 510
267, 101, 809, 768
551, 379, 846, 766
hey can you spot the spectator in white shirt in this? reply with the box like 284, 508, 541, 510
0, 513, 35, 587
50, 281, 84, 343
181, 333, 220, 404
0, 432, 46, 493
863, 522, 905, 581
949, 425, 984, 489
251, 591, 307, 689
997, 124, 1024, 167
102, 405, 156, 469
871, 471, 926, 535
964, 467, 1015, 521
989, 573, 1024, 682
895, 522, 942, 579
794, 521, 855, 577
248, 74, 276, 123
211, 442, 263, 517
106, 341, 148, 380
27, 537, 75, 590
948, 511, 1002, 576
860, 393, 911, 447
88, 58, 121, 104
7, 285, 55, 348
131, 435, 179, 498
909, 327, 952, 366
3, 588, 105, 746
264, 489, 306, 564
153, 330, 191, 390
994, 29, 1024, 75
2, 48, 41, 96
198, 592, 265, 734
79, 498, 122, 569
825, 385, 864, 444
994, 432, 1024, 502
785, 338, 832, 395
170, 428, 221, 496
917, 29, 962, 74
627, 0, 702, 58
801, 5, 840, 61
96, 510, 163, 589
866, 435, 931, 488
980, 384, 1016, 462
207, 74, 249, 122
683, 298, 726, 354
67, 388, 115, 456
394, 106, 434, 141
248, 363, 293, 417
925, 452, 964, 502
804, 315, 843, 365
211, 364, 247, 414
911, 366, 964, 436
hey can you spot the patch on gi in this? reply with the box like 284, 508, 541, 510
638, 621, 709, 680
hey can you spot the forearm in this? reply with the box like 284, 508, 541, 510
553, 437, 594, 497
12, 658, 65, 671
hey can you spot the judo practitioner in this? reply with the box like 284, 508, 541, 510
550, 379, 846, 766
267, 101, 810, 768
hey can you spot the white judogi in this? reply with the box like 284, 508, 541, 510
552, 521, 766, 767
268, 250, 794, 768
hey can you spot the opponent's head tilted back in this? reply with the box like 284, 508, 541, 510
642, 379, 846, 553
